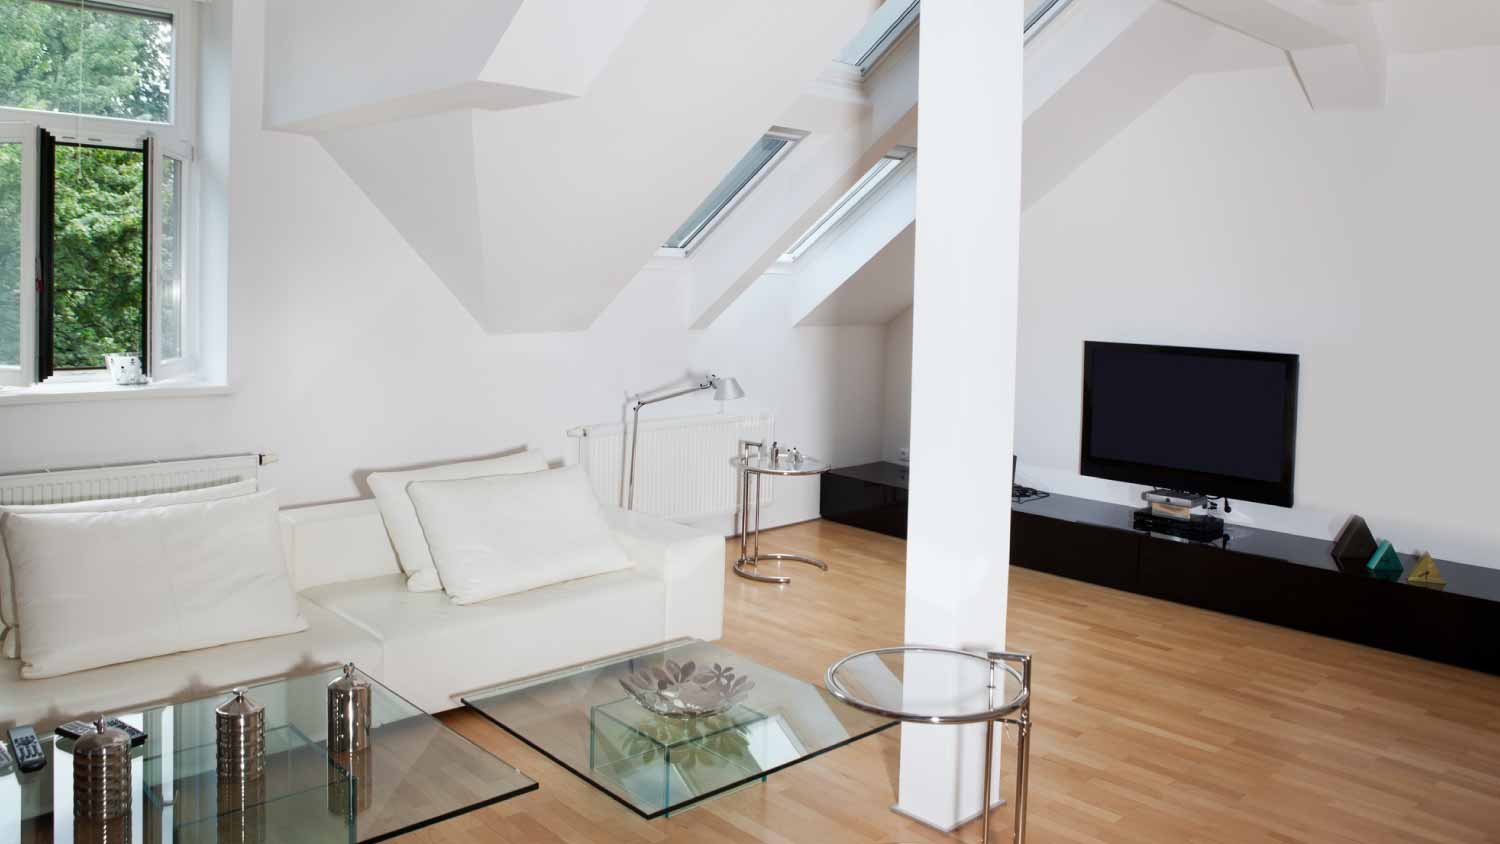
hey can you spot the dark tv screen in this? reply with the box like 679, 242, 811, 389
1080, 342, 1299, 506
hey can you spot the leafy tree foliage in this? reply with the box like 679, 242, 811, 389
0, 0, 170, 122
0, 144, 18, 366
0, 0, 171, 370
54, 144, 144, 367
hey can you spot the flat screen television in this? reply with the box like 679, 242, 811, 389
1080, 342, 1299, 507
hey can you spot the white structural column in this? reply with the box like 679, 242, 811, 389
896, 0, 1023, 833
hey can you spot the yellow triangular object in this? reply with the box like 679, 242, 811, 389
1408, 552, 1445, 585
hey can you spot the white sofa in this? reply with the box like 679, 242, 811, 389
0, 499, 725, 729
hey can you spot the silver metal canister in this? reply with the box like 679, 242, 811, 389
216, 688, 266, 782
327, 663, 371, 753
73, 718, 132, 821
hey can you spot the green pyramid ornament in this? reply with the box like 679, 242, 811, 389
1366, 540, 1402, 574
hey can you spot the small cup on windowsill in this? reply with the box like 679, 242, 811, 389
103, 354, 148, 386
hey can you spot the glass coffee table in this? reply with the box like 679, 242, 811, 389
1, 665, 536, 842
463, 639, 896, 818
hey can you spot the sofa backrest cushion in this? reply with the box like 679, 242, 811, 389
366, 449, 549, 593
279, 499, 402, 592
0, 478, 258, 659
408, 465, 632, 605
4, 490, 307, 679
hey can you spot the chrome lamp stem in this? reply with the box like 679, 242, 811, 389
624, 380, 714, 511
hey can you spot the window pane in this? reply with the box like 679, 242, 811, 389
0, 141, 19, 366
158, 154, 180, 359
663, 135, 790, 249
837, 0, 918, 70
53, 143, 144, 368
782, 148, 911, 261
0, 0, 173, 124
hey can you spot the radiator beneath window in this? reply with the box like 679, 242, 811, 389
570, 413, 774, 520
0, 454, 261, 506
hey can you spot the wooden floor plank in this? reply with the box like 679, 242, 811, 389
394, 519, 1500, 843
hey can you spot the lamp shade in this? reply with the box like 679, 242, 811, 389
712, 377, 745, 401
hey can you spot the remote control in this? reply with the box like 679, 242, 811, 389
56, 719, 148, 748
0, 738, 12, 775
7, 726, 45, 773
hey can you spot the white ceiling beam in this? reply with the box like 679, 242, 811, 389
1169, 0, 1349, 50
1288, 4, 1387, 110
1171, 0, 1386, 110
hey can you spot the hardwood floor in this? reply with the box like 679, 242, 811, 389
414, 519, 1500, 843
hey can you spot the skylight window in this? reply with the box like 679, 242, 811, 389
836, 0, 1076, 75
837, 0, 919, 76
662, 132, 799, 251
781, 146, 913, 262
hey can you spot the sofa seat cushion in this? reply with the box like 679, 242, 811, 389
0, 597, 382, 732
301, 571, 666, 714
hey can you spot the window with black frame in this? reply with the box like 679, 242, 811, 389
39, 130, 150, 378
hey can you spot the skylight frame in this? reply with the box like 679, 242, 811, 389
1025, 0, 1077, 42
836, 0, 1078, 78
837, 0, 920, 77
780, 146, 914, 263
659, 128, 805, 255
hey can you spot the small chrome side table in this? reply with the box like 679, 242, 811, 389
826, 646, 1033, 844
732, 442, 830, 584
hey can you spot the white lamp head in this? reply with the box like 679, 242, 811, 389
711, 376, 745, 402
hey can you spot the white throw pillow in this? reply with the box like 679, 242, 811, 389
407, 465, 633, 605
0, 479, 258, 659
2, 490, 307, 679
367, 450, 548, 593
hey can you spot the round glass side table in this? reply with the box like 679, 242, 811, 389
826, 647, 1033, 844
732, 448, 831, 584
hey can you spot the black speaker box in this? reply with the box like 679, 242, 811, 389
1331, 515, 1378, 572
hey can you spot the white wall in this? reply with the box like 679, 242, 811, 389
881, 307, 912, 462
1015, 46, 1500, 568
0, 0, 886, 533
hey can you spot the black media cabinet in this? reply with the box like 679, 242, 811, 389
821, 461, 1500, 675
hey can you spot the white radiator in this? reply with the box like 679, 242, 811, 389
570, 413, 773, 520
0, 454, 262, 506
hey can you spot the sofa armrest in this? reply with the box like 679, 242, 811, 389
602, 508, 725, 642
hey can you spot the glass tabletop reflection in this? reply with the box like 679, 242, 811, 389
826, 647, 1028, 723
1, 666, 535, 843
463, 639, 895, 818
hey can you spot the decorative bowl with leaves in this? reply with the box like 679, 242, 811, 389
619, 659, 755, 719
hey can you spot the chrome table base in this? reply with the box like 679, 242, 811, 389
733, 442, 831, 585
733, 552, 829, 584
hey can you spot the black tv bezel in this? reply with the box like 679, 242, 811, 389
1079, 341, 1300, 508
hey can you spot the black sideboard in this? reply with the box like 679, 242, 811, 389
821, 461, 1500, 675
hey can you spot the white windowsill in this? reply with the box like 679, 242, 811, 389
0, 377, 231, 407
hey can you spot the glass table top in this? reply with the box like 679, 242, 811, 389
462, 639, 895, 818
1, 666, 536, 843
733, 455, 830, 476
826, 647, 1029, 723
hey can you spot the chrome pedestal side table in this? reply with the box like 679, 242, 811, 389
732, 442, 831, 584
826, 646, 1033, 844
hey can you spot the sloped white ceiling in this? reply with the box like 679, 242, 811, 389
800, 224, 915, 326
265, 0, 873, 333
786, 0, 1486, 328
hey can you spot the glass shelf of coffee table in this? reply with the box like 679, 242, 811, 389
463, 639, 896, 818
1, 665, 537, 843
